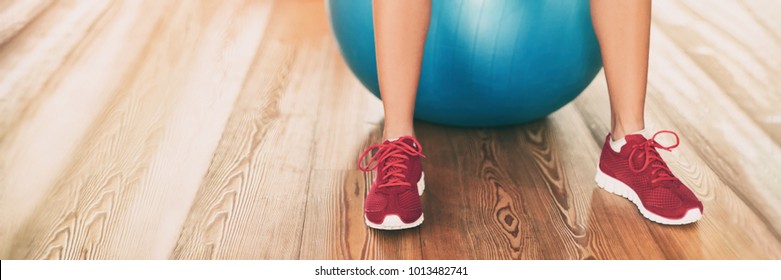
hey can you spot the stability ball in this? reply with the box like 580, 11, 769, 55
327, 0, 603, 127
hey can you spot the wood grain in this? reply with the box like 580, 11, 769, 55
0, 0, 53, 46
3, 0, 270, 259
1, 0, 779, 259
173, 0, 329, 260
652, 0, 781, 145
0, 0, 161, 258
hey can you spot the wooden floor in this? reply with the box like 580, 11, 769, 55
1, 0, 780, 260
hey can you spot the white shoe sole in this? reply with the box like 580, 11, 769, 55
365, 172, 425, 230
595, 168, 702, 225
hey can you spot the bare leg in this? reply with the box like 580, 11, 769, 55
373, 0, 431, 139
590, 0, 651, 140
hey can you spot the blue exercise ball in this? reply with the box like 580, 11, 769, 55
327, 0, 603, 127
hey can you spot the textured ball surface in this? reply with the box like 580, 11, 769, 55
328, 0, 603, 126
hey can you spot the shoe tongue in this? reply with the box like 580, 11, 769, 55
380, 137, 414, 185
384, 157, 404, 178
623, 134, 648, 149
385, 136, 416, 147
625, 134, 677, 185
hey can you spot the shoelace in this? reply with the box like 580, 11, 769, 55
357, 137, 426, 188
628, 130, 681, 185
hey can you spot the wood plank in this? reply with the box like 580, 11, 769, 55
419, 125, 552, 259
298, 170, 367, 259
0, 0, 162, 259
172, 0, 337, 260
0, 0, 53, 46
414, 124, 481, 259
5, 0, 270, 259
308, 52, 384, 171
652, 0, 781, 144
0, 0, 112, 139
741, 0, 781, 40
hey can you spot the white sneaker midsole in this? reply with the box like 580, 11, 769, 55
595, 168, 701, 225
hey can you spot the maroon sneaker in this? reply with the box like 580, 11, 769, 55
358, 136, 426, 230
595, 130, 703, 225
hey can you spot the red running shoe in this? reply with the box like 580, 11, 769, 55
358, 136, 426, 230
595, 130, 703, 225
